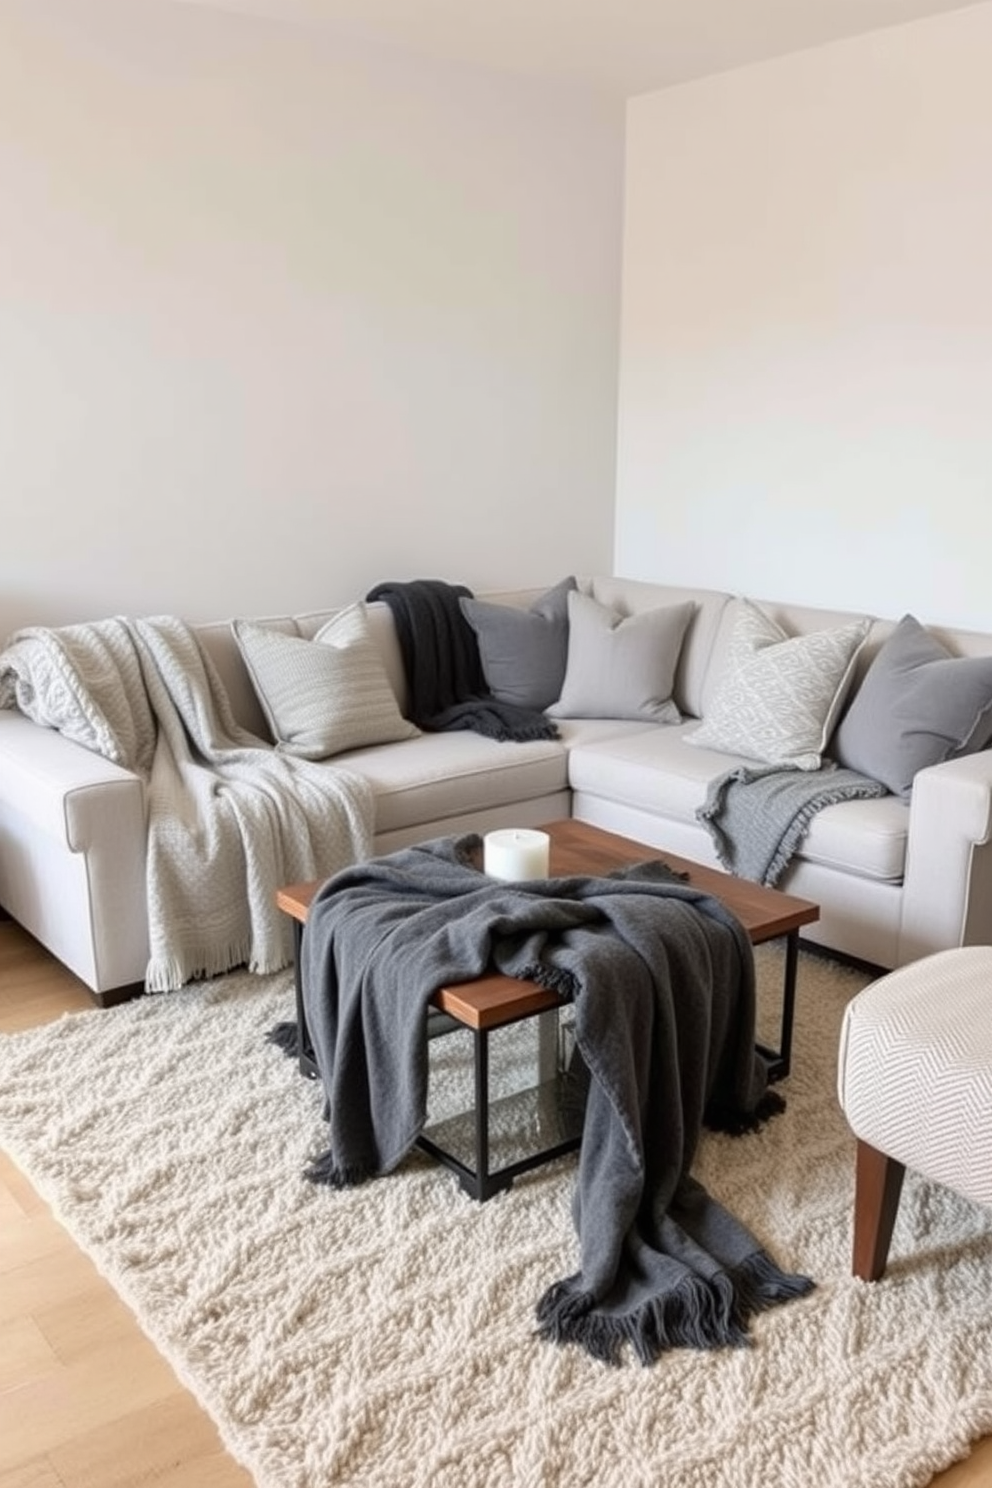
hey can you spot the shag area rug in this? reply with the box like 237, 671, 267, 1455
1, 947, 991, 1488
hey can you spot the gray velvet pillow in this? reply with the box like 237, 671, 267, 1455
547, 591, 694, 723
460, 577, 577, 710
832, 614, 992, 797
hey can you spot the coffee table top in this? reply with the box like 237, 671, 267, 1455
546, 819, 819, 944
277, 819, 819, 1032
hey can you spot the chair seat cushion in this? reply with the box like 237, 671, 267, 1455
837, 946, 992, 1207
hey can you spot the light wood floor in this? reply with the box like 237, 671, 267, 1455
1, 918, 991, 1488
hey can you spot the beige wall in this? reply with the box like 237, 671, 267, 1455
616, 2, 992, 630
0, 0, 623, 636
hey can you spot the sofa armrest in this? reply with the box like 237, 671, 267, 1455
0, 710, 143, 844
898, 750, 992, 964
0, 711, 149, 993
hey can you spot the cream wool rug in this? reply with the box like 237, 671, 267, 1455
1, 947, 991, 1488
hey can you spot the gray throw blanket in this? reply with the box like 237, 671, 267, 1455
697, 762, 888, 887
0, 616, 374, 989
366, 578, 559, 742
299, 833, 813, 1365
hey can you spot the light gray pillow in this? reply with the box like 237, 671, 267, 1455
689, 597, 870, 770
832, 614, 992, 797
233, 604, 419, 760
460, 576, 577, 710
547, 591, 694, 723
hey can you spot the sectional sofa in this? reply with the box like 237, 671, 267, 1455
3, 574, 992, 1002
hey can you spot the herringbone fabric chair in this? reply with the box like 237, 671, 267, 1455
837, 946, 992, 1280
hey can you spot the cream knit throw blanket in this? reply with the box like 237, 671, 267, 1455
0, 616, 374, 990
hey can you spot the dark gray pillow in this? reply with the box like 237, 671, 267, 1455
832, 614, 992, 797
460, 577, 577, 710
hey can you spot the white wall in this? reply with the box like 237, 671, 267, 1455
0, 0, 623, 636
616, 2, 992, 630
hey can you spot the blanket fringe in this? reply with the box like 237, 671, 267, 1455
304, 1147, 375, 1189
761, 794, 843, 890
144, 939, 257, 994
266, 1021, 299, 1058
730, 1250, 816, 1319
706, 1087, 786, 1136
521, 961, 580, 1000
536, 1270, 751, 1368
536, 1250, 814, 1367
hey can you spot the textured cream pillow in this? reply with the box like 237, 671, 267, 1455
547, 591, 694, 722
689, 598, 870, 770
233, 604, 418, 760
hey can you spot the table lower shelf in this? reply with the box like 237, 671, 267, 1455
418, 1072, 584, 1201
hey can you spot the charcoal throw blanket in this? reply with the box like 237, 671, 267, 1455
298, 834, 813, 1365
366, 578, 559, 741
697, 762, 888, 887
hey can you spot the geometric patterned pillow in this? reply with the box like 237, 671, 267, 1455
689, 597, 870, 771
233, 604, 418, 760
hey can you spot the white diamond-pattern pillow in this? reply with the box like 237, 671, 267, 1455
233, 604, 418, 760
689, 598, 870, 771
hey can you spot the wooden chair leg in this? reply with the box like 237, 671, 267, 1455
853, 1137, 906, 1281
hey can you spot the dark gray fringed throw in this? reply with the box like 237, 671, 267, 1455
297, 834, 813, 1366
366, 578, 559, 741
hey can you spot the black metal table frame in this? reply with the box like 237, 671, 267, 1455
288, 919, 577, 1199
757, 928, 799, 1083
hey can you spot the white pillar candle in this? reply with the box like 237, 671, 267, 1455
483, 828, 551, 882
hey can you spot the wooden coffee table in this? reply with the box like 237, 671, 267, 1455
277, 819, 819, 1199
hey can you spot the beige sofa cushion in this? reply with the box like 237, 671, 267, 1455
337, 729, 568, 835
568, 724, 909, 883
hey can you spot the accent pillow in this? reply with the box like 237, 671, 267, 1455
832, 614, 992, 797
689, 598, 870, 771
547, 591, 694, 723
460, 576, 577, 710
233, 604, 418, 760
